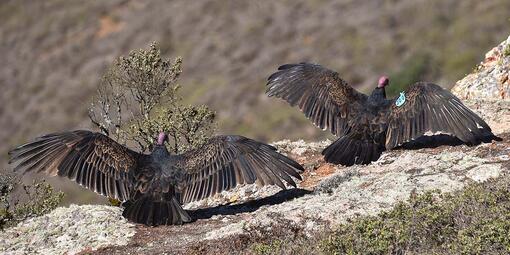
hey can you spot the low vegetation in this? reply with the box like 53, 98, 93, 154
504, 44, 510, 57
247, 176, 510, 255
0, 173, 64, 230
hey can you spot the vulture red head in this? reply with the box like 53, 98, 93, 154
378, 76, 389, 88
157, 132, 168, 145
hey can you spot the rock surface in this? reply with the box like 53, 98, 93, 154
101, 132, 510, 255
451, 35, 510, 100
462, 99, 510, 134
0, 205, 135, 255
3, 132, 508, 255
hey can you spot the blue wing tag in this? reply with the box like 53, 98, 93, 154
395, 92, 406, 107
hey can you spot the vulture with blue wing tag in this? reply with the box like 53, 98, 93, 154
266, 63, 497, 166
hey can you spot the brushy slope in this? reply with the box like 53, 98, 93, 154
2, 0, 510, 166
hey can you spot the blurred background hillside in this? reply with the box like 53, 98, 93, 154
1, 0, 510, 204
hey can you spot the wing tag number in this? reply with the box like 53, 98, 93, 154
395, 92, 406, 107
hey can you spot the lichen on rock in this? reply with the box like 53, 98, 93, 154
0, 204, 135, 255
237, 141, 510, 229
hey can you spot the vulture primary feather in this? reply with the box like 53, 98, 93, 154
9, 131, 304, 226
266, 63, 496, 166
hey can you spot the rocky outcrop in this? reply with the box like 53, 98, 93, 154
1, 132, 509, 254
450, 34, 510, 133
462, 99, 510, 134
2, 36, 510, 255
451, 35, 510, 100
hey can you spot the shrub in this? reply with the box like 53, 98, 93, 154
88, 42, 216, 154
0, 173, 64, 230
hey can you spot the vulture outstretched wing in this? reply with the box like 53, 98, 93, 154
266, 63, 368, 136
172, 135, 304, 203
385, 82, 492, 149
8, 130, 143, 201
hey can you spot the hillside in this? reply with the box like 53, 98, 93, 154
2, 0, 510, 164
1, 34, 509, 255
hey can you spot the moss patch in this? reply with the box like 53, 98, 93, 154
251, 240, 284, 255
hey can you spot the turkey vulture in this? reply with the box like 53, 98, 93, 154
9, 131, 304, 226
266, 63, 496, 166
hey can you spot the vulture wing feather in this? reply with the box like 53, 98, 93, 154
385, 82, 493, 149
266, 63, 368, 136
172, 135, 304, 203
9, 130, 144, 201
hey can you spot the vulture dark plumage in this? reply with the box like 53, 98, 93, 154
267, 63, 496, 166
9, 131, 304, 226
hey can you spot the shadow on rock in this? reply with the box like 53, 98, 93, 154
398, 133, 501, 150
189, 188, 312, 221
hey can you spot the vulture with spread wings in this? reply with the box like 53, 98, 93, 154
267, 63, 496, 166
9, 131, 303, 226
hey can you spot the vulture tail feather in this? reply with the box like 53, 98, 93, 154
122, 194, 191, 226
322, 136, 382, 166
